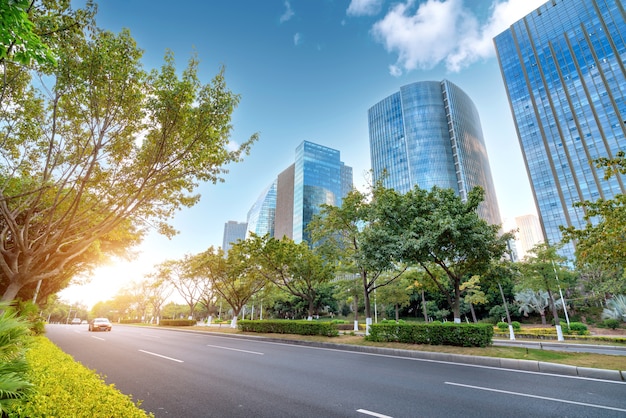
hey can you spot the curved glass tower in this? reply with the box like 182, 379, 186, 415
368, 80, 502, 226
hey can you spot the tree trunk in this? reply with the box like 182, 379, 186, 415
540, 310, 546, 325
469, 302, 477, 323
395, 303, 399, 321
421, 290, 428, 321
1, 282, 21, 303
453, 280, 461, 323
307, 298, 315, 321
547, 288, 564, 341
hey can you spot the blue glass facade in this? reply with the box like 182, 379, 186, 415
368, 80, 502, 226
293, 141, 352, 243
246, 180, 277, 238
222, 221, 247, 253
494, 0, 626, 257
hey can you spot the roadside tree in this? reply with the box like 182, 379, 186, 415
0, 7, 256, 302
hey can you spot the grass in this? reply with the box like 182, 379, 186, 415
163, 325, 626, 371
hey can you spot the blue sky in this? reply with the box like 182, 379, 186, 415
61, 0, 546, 308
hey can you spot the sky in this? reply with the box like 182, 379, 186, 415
59, 0, 546, 308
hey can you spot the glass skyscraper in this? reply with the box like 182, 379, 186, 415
222, 221, 247, 253
368, 80, 502, 226
293, 141, 353, 243
494, 0, 626, 257
246, 180, 277, 238
246, 141, 353, 244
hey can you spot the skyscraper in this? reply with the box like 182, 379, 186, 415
515, 214, 544, 261
368, 80, 502, 226
222, 221, 247, 253
494, 0, 626, 257
248, 141, 353, 244
246, 180, 277, 238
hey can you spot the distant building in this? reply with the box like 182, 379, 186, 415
515, 214, 544, 261
494, 0, 626, 259
248, 140, 353, 244
246, 180, 277, 238
368, 79, 502, 226
222, 221, 247, 254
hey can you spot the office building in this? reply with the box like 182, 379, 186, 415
494, 0, 626, 258
515, 214, 544, 261
248, 141, 353, 244
222, 221, 248, 253
368, 79, 502, 226
246, 180, 277, 238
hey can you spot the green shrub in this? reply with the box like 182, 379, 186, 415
159, 319, 196, 327
511, 321, 521, 331
566, 322, 588, 335
496, 322, 508, 331
0, 302, 33, 415
603, 319, 621, 330
367, 322, 493, 348
6, 337, 152, 417
238, 320, 338, 337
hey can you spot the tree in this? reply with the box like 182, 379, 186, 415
308, 187, 407, 332
0, 18, 256, 301
238, 234, 334, 320
517, 243, 575, 340
193, 246, 266, 328
155, 257, 203, 319
376, 185, 511, 323
561, 151, 626, 274
0, 0, 56, 66
514, 289, 561, 326
375, 272, 414, 321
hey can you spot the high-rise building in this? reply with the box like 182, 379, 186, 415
248, 141, 353, 244
494, 0, 626, 258
368, 80, 502, 226
246, 180, 277, 238
222, 221, 247, 253
515, 214, 544, 261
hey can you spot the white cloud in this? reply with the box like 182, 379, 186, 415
370, 0, 548, 75
294, 32, 302, 46
280, 0, 294, 23
347, 0, 384, 16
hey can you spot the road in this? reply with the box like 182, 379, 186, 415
46, 324, 626, 418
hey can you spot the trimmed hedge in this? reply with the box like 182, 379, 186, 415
238, 320, 339, 337
6, 337, 152, 417
367, 322, 494, 347
160, 319, 196, 327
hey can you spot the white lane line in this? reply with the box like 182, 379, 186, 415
139, 333, 161, 339
139, 349, 184, 363
445, 382, 626, 412
91, 336, 105, 341
206, 344, 264, 355
357, 409, 393, 418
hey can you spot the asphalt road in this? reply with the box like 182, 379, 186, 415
46, 324, 626, 418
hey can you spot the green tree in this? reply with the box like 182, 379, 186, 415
517, 243, 575, 340
376, 186, 511, 323
0, 0, 56, 66
375, 271, 414, 321
238, 234, 334, 320
308, 187, 407, 331
561, 151, 626, 277
514, 289, 559, 325
155, 257, 203, 319
0, 21, 256, 301
193, 246, 266, 328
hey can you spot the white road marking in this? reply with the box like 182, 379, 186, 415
140, 333, 162, 338
357, 409, 393, 418
139, 350, 184, 363
445, 382, 626, 412
206, 344, 264, 355
91, 336, 105, 341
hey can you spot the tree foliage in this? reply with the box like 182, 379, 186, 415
371, 185, 511, 322
0, 4, 257, 301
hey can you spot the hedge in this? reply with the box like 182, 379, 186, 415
6, 337, 152, 417
238, 320, 339, 337
160, 319, 196, 327
367, 322, 494, 347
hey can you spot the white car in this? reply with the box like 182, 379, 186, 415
88, 318, 112, 332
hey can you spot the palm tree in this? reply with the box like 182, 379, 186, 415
515, 290, 562, 325
602, 295, 626, 322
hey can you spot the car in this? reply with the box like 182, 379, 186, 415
70, 318, 81, 325
81, 320, 88, 325
88, 318, 112, 332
